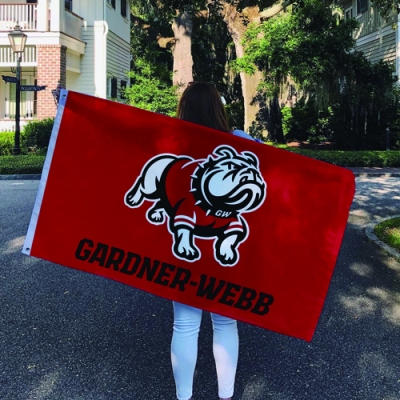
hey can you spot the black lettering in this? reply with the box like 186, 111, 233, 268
169, 267, 192, 291
251, 292, 274, 316
88, 242, 109, 266
154, 262, 176, 286
120, 252, 141, 275
75, 238, 94, 261
105, 247, 125, 271
234, 287, 258, 311
218, 282, 241, 306
196, 274, 226, 300
136, 257, 160, 281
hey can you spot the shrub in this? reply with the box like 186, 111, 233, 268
0, 154, 45, 174
23, 118, 54, 152
0, 132, 17, 156
125, 59, 178, 117
280, 106, 293, 138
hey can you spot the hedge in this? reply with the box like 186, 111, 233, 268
0, 118, 54, 156
0, 155, 45, 174
285, 149, 400, 167
0, 148, 399, 176
23, 118, 54, 151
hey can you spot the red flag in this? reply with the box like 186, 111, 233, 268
23, 91, 355, 341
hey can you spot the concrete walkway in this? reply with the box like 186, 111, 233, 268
1, 176, 400, 399
349, 167, 400, 177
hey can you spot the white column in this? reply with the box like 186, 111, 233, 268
94, 20, 108, 98
50, 0, 61, 32
36, 0, 48, 32
5, 94, 10, 119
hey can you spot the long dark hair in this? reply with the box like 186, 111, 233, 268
176, 82, 231, 132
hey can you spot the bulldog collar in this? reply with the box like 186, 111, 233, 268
190, 161, 238, 218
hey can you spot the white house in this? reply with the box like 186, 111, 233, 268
343, 0, 399, 77
0, 0, 131, 131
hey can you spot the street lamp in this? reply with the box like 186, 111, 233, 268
8, 24, 27, 155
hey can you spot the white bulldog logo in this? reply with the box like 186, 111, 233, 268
124, 145, 266, 266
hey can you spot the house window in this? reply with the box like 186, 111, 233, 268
120, 80, 127, 99
107, 77, 121, 98
357, 0, 368, 14
111, 78, 118, 98
121, 0, 127, 18
107, 0, 116, 9
65, 0, 72, 11
107, 77, 111, 97
345, 7, 353, 20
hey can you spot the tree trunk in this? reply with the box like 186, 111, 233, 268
172, 7, 194, 94
220, 3, 264, 133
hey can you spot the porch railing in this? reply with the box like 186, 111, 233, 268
0, 120, 30, 132
60, 10, 82, 40
0, 46, 37, 65
0, 4, 37, 31
355, 7, 397, 39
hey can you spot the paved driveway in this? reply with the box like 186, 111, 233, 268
0, 178, 399, 400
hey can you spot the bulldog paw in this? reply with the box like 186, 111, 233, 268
173, 228, 200, 261
216, 236, 239, 266
174, 242, 200, 261
125, 184, 143, 207
147, 208, 165, 224
216, 247, 238, 266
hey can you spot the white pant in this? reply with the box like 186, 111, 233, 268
171, 301, 239, 400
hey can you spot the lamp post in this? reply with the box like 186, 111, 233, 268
8, 24, 27, 155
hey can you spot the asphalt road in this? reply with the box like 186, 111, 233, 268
0, 177, 399, 400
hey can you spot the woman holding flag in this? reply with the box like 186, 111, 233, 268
171, 82, 258, 400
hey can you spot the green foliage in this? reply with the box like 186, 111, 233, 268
238, 0, 399, 149
0, 154, 45, 174
1, 147, 399, 175
283, 148, 400, 167
281, 60, 400, 149
330, 58, 399, 150
371, 0, 400, 19
23, 118, 54, 152
2, 148, 400, 174
280, 106, 293, 137
374, 216, 400, 252
129, 0, 240, 118
239, 1, 359, 98
282, 98, 333, 143
0, 120, 54, 156
225, 100, 245, 131
128, 2, 179, 116
125, 59, 178, 116
191, 4, 232, 92
0, 132, 19, 156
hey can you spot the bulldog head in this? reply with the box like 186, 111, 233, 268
192, 145, 266, 214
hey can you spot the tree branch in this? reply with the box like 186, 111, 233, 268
259, 0, 296, 19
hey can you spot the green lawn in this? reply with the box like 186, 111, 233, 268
374, 217, 400, 252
